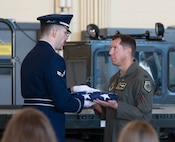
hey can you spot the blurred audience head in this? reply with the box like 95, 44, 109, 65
117, 120, 159, 142
1, 107, 58, 142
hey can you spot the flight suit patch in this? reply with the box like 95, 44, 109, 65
143, 80, 152, 93
109, 83, 115, 92
116, 82, 127, 90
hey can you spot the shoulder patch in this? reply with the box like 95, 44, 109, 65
143, 80, 152, 93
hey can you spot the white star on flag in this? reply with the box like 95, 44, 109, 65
101, 94, 110, 101
83, 93, 91, 100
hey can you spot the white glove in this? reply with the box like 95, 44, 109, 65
73, 85, 100, 93
84, 100, 96, 108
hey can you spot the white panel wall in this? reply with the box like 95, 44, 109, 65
0, 0, 54, 22
0, 0, 175, 40
110, 0, 175, 28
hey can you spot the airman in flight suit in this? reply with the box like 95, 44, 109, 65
93, 34, 155, 142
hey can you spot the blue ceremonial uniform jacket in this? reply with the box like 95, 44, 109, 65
21, 41, 84, 142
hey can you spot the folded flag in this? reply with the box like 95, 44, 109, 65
71, 91, 118, 101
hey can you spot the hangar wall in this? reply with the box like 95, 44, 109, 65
0, 0, 175, 40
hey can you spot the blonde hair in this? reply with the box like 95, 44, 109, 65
117, 120, 159, 142
1, 107, 58, 142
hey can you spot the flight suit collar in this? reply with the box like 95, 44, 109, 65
120, 59, 139, 78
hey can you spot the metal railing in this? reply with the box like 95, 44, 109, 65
0, 18, 16, 105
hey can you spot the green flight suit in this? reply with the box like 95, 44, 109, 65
97, 60, 154, 142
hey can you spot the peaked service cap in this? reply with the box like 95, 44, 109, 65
37, 14, 73, 29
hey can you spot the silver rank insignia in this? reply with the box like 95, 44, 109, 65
57, 70, 65, 77
116, 82, 127, 90
143, 80, 152, 92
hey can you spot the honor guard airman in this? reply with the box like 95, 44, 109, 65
21, 14, 84, 142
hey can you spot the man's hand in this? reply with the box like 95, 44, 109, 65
84, 100, 96, 108
91, 103, 103, 113
94, 99, 118, 109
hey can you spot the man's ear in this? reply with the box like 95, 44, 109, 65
52, 27, 58, 38
126, 47, 132, 57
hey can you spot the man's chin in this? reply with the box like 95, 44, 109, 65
57, 46, 63, 50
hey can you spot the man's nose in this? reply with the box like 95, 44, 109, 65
109, 49, 113, 55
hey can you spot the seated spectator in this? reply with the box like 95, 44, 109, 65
117, 120, 159, 142
1, 107, 58, 142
